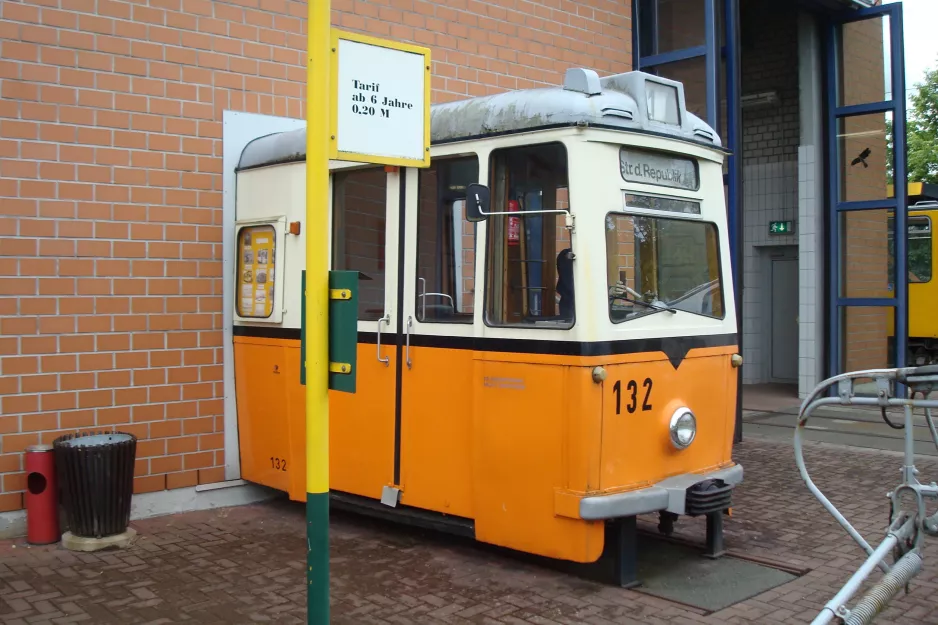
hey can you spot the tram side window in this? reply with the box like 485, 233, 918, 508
484, 143, 574, 328
416, 156, 480, 323
910, 217, 933, 282
889, 216, 933, 284
332, 167, 388, 320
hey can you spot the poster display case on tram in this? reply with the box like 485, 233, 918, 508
234, 216, 287, 325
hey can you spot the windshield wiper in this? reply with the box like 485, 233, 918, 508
622, 296, 677, 314
611, 284, 677, 314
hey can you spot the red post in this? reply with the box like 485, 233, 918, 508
25, 444, 60, 545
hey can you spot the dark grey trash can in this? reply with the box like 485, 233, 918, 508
53, 431, 137, 539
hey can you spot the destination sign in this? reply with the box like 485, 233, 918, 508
619, 147, 699, 191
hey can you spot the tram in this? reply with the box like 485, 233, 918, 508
886, 184, 937, 366
231, 69, 743, 571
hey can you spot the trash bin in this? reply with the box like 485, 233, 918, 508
25, 444, 60, 545
53, 431, 137, 539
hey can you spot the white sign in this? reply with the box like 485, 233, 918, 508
332, 34, 429, 166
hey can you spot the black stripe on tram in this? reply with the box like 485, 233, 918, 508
232, 325, 301, 340
404, 332, 738, 369
233, 325, 738, 370
393, 169, 407, 487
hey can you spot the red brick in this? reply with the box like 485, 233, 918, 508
150, 419, 180, 438
151, 454, 182, 474
3, 432, 39, 453
96, 405, 130, 426
167, 436, 197, 454
3, 356, 39, 376
60, 409, 95, 429
0, 453, 21, 473
3, 393, 39, 415
133, 474, 166, 494
79, 353, 113, 371
23, 410, 62, 430
0, 492, 23, 512
197, 466, 225, 484
2, 317, 38, 336
60, 373, 95, 391
0, 416, 17, 434
78, 389, 113, 408
166, 469, 198, 489
182, 450, 213, 470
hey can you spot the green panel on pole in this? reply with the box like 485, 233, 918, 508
328, 270, 358, 393
300, 270, 306, 386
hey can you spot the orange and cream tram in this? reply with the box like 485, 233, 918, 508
232, 69, 743, 583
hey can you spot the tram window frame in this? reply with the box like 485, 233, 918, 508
415, 155, 480, 324
331, 165, 390, 321
604, 211, 726, 323
482, 141, 575, 330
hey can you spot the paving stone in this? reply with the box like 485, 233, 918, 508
1, 437, 938, 623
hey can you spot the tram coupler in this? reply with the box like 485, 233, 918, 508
686, 478, 732, 558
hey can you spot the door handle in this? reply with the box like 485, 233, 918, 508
376, 313, 390, 366
405, 316, 413, 369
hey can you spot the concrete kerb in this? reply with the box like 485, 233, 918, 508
0, 480, 280, 540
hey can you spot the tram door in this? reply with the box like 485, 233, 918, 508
397, 157, 479, 519
328, 165, 402, 500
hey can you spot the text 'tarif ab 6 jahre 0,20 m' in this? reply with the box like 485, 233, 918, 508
350, 80, 415, 118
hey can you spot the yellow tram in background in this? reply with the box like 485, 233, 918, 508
231, 69, 743, 577
887, 183, 937, 366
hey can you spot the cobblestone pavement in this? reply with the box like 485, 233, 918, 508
2, 436, 938, 624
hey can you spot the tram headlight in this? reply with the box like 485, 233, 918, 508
669, 408, 696, 449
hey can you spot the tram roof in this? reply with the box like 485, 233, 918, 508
237, 69, 722, 172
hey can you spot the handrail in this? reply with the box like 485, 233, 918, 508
795, 366, 938, 624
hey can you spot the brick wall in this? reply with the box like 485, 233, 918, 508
0, 0, 632, 512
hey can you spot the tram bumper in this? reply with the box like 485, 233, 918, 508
578, 464, 743, 520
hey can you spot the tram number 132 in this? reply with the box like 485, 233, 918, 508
270, 457, 287, 471
613, 378, 653, 414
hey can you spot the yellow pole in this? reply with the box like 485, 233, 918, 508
306, 0, 331, 622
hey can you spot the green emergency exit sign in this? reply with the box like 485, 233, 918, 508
769, 220, 794, 235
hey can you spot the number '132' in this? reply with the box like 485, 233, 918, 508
613, 378, 653, 414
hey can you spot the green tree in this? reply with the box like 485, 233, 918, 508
905, 60, 938, 184
886, 57, 938, 185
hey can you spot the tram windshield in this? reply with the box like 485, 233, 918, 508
605, 210, 724, 322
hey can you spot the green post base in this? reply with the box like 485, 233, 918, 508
307, 492, 329, 624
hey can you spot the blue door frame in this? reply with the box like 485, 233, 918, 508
633, 0, 744, 440
825, 3, 908, 378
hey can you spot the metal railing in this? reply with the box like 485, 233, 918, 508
794, 365, 938, 625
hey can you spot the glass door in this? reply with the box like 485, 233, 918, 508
826, 3, 908, 387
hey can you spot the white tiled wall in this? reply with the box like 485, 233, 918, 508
797, 11, 826, 398
739, 2, 802, 386
739, 8, 827, 391
797, 146, 823, 396
741, 161, 799, 384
